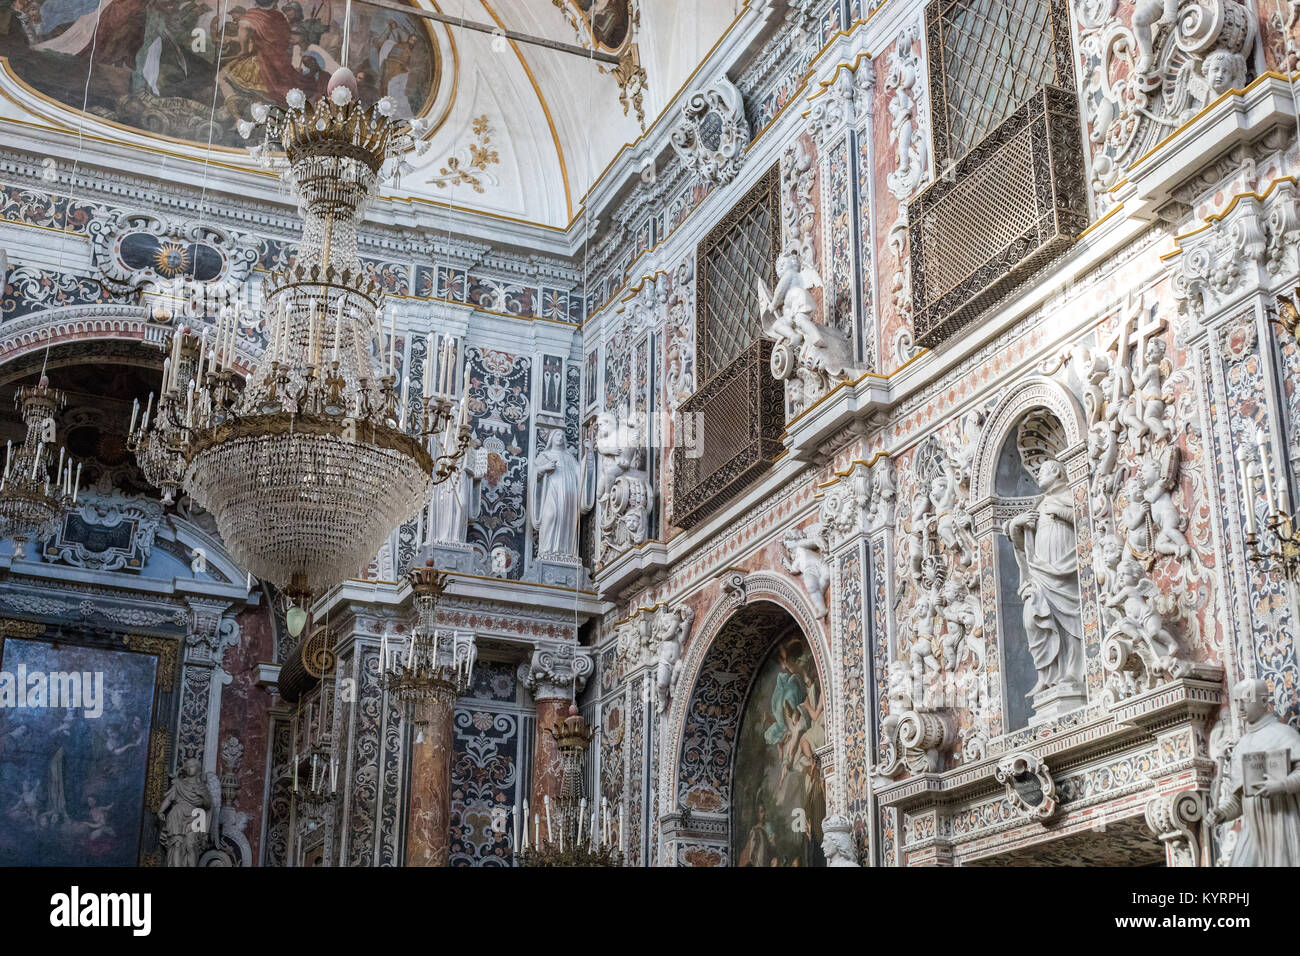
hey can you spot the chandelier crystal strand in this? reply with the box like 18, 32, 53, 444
0, 376, 78, 559
130, 67, 469, 602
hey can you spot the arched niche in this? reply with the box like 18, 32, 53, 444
661, 579, 833, 867
966, 377, 1097, 735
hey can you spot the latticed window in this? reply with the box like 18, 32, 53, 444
930, 0, 1066, 169
695, 164, 781, 382
908, 0, 1087, 349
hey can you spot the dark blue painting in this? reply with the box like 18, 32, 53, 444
0, 639, 157, 866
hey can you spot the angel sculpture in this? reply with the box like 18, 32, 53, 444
1131, 337, 1174, 444
1142, 449, 1191, 560
652, 605, 694, 716
757, 251, 858, 388
1104, 556, 1186, 677
782, 524, 830, 618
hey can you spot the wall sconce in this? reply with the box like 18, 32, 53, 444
1236, 423, 1300, 575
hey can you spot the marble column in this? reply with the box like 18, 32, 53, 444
517, 644, 594, 812
403, 679, 458, 867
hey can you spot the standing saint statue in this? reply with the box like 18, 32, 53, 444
529, 429, 581, 556
1207, 678, 1300, 866
158, 758, 212, 868
428, 447, 487, 544
1005, 456, 1084, 698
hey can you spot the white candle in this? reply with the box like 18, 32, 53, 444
129, 398, 139, 436
3, 440, 10, 478
590, 809, 598, 849
72, 463, 81, 503
422, 346, 432, 400
143, 392, 153, 430
534, 814, 540, 848
1257, 428, 1278, 516
578, 797, 586, 844
513, 806, 520, 854
380, 631, 389, 671
162, 357, 172, 393
387, 309, 396, 375
522, 799, 529, 849
544, 795, 553, 842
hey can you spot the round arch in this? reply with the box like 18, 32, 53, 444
968, 374, 1088, 502
660, 572, 834, 866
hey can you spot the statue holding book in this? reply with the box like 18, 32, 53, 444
1206, 678, 1300, 866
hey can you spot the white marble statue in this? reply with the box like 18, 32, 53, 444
529, 429, 581, 557
782, 524, 829, 618
428, 447, 487, 544
652, 604, 694, 715
821, 814, 859, 867
1207, 679, 1300, 866
1141, 451, 1191, 560
758, 250, 858, 411
158, 757, 213, 868
1103, 555, 1183, 674
1005, 457, 1084, 698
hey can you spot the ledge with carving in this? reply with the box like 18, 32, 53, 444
1112, 72, 1300, 224
873, 669, 1222, 865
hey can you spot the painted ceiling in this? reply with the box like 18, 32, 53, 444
0, 0, 741, 228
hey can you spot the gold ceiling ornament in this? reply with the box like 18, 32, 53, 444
0, 376, 80, 559
550, 0, 647, 132
426, 115, 501, 193
1272, 286, 1300, 340
128, 68, 472, 605
517, 703, 624, 867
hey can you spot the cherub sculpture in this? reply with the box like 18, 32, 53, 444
782, 524, 829, 618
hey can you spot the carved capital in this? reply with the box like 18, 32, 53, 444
517, 643, 594, 701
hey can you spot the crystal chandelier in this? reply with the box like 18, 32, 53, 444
129, 68, 470, 603
126, 323, 202, 506
516, 705, 623, 867
0, 376, 80, 558
381, 565, 476, 731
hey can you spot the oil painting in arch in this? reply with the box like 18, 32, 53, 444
733, 631, 827, 867
0, 0, 443, 147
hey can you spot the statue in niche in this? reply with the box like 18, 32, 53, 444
782, 524, 829, 618
1004, 418, 1084, 700
1207, 679, 1300, 866
428, 446, 487, 544
529, 429, 581, 557
158, 758, 213, 868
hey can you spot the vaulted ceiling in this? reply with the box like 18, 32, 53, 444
0, 0, 741, 229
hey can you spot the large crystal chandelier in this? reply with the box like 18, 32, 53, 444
381, 565, 476, 732
517, 706, 623, 867
0, 377, 79, 558
131, 68, 470, 603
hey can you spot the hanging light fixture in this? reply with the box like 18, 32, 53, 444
129, 68, 471, 608
0, 376, 79, 559
381, 565, 476, 733
516, 704, 623, 867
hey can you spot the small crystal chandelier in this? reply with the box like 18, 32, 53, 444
381, 565, 476, 735
516, 705, 623, 867
129, 67, 470, 605
0, 376, 80, 558
125, 323, 204, 506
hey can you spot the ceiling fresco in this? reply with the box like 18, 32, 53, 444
0, 0, 440, 146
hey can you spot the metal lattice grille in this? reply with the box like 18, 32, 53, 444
918, 123, 1037, 306
692, 371, 752, 484
939, 0, 1056, 162
697, 165, 781, 382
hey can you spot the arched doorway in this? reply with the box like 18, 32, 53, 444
669, 597, 830, 867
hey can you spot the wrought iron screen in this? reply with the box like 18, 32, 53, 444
671, 339, 784, 530
695, 164, 781, 382
933, 0, 1061, 167
909, 0, 1086, 349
